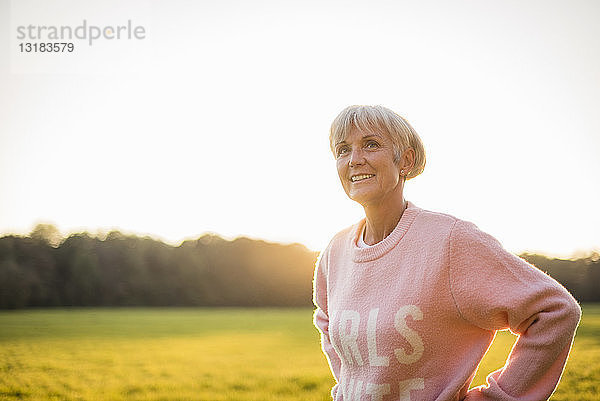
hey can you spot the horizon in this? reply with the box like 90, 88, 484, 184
2, 221, 598, 260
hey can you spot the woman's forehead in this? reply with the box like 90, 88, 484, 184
336, 128, 386, 145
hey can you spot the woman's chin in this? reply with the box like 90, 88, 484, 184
348, 192, 374, 207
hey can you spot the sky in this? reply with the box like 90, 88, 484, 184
1, 0, 599, 257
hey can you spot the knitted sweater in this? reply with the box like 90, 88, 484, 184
313, 202, 581, 401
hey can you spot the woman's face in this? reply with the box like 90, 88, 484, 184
334, 128, 403, 207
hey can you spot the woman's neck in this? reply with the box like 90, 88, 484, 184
362, 197, 407, 245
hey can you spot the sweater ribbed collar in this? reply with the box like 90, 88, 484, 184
351, 201, 420, 263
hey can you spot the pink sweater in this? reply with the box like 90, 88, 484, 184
313, 202, 581, 401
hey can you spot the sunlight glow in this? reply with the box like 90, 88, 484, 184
1, 0, 599, 256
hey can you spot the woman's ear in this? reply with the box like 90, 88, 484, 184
399, 147, 415, 175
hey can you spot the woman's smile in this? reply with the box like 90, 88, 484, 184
350, 174, 375, 182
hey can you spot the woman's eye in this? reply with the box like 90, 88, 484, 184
365, 141, 380, 149
336, 146, 349, 157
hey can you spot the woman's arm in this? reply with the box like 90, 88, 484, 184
448, 220, 581, 401
313, 248, 342, 397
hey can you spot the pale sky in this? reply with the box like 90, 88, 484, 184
1, 0, 599, 257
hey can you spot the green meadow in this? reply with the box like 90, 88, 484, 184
0, 305, 598, 401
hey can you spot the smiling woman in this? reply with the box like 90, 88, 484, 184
330, 106, 425, 245
313, 105, 581, 401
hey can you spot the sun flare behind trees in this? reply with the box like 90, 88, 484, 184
0, 224, 317, 309
0, 224, 598, 309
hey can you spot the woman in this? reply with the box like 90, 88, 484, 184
313, 105, 581, 401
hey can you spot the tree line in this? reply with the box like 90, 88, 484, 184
0, 224, 318, 309
0, 224, 598, 309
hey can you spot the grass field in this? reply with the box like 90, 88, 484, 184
0, 305, 598, 401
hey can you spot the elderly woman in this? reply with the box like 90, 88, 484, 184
313, 105, 581, 401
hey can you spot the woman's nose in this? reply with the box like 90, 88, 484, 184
349, 148, 365, 167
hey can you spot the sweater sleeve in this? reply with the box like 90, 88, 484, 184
313, 247, 342, 398
447, 220, 581, 401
